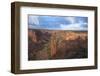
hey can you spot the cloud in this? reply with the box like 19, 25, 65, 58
65, 17, 76, 24
60, 23, 87, 31
28, 25, 40, 29
28, 16, 39, 25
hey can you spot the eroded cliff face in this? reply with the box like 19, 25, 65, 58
28, 30, 38, 43
28, 29, 88, 60
64, 32, 87, 40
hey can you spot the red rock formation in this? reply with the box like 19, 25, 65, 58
50, 32, 57, 57
28, 30, 37, 43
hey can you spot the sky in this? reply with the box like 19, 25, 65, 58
28, 15, 88, 31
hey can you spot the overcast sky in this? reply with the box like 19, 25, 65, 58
28, 15, 88, 31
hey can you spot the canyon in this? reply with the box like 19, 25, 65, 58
28, 29, 88, 60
